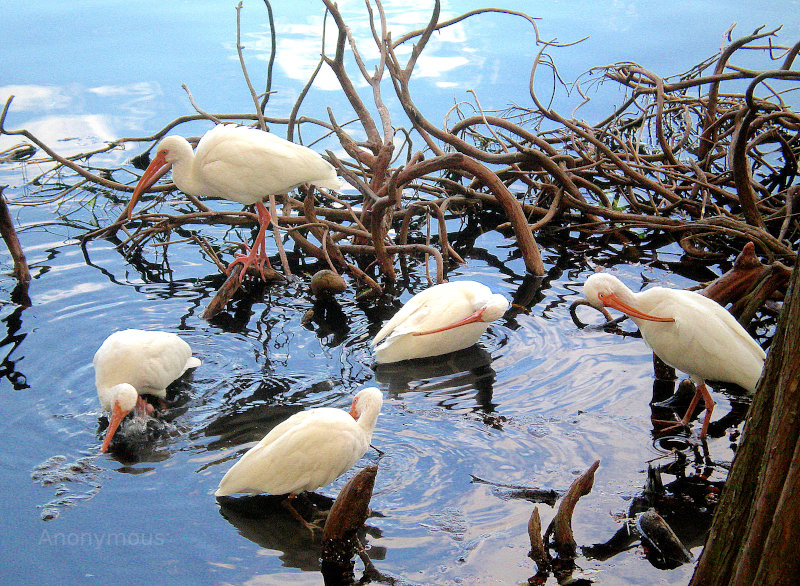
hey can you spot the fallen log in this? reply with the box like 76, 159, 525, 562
201, 264, 283, 319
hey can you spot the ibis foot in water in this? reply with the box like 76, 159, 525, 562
135, 396, 155, 417
652, 383, 716, 440
283, 497, 322, 537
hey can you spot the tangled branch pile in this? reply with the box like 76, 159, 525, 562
2, 1, 798, 305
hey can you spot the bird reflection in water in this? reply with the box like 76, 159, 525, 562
215, 492, 385, 572
373, 345, 501, 425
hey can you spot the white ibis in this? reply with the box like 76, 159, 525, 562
215, 387, 383, 532
125, 124, 342, 282
582, 272, 766, 439
95, 329, 201, 452
371, 280, 509, 364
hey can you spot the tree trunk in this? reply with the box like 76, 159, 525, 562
690, 257, 800, 585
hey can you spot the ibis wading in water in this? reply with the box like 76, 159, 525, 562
215, 387, 383, 531
582, 272, 766, 439
125, 124, 342, 282
371, 281, 509, 364
95, 329, 201, 452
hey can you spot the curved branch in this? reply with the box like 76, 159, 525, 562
730, 70, 800, 229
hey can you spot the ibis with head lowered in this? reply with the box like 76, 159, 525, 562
582, 272, 766, 439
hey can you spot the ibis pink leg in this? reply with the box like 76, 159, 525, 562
681, 383, 715, 440
135, 395, 155, 416
283, 494, 321, 537
226, 201, 274, 282
653, 381, 716, 440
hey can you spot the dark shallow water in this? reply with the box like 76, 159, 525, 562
0, 195, 751, 584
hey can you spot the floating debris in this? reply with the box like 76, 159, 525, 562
31, 455, 102, 521
635, 508, 693, 569
310, 269, 347, 298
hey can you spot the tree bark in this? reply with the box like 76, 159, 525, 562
690, 257, 800, 585
0, 188, 31, 307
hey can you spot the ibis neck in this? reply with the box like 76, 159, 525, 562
357, 406, 380, 438
623, 288, 670, 326
169, 141, 203, 196
614, 284, 640, 308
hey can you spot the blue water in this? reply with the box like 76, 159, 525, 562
1, 1, 795, 584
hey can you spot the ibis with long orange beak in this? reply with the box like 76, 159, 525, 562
582, 272, 766, 439
371, 281, 508, 363
125, 124, 342, 283
94, 329, 201, 452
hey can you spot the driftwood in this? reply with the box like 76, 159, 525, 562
527, 506, 549, 573
702, 242, 791, 317
702, 242, 770, 304
321, 465, 379, 585
201, 263, 285, 320
544, 459, 600, 559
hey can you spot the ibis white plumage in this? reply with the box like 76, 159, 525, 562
215, 388, 383, 528
125, 124, 342, 282
582, 272, 766, 439
371, 281, 509, 364
94, 329, 201, 452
